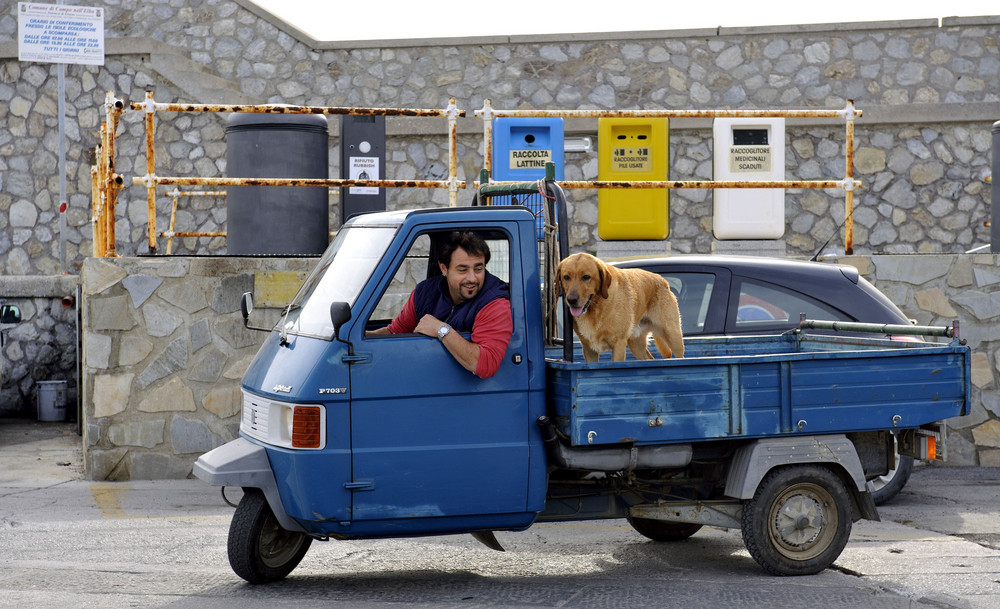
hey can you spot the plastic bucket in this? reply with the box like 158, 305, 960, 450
37, 380, 67, 422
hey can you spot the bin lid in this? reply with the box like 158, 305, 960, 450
226, 112, 328, 133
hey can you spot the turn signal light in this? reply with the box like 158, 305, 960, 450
292, 406, 322, 449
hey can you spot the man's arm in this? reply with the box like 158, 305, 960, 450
414, 299, 512, 378
366, 292, 418, 335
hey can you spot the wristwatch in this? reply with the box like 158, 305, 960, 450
436, 324, 451, 340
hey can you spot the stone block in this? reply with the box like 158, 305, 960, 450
137, 337, 189, 389
160, 280, 210, 314
92, 373, 133, 418
971, 353, 994, 389
86, 333, 112, 370
83, 259, 128, 295
89, 295, 137, 331
914, 288, 958, 317
122, 274, 162, 308
119, 335, 154, 367
139, 376, 196, 413
128, 451, 195, 480
170, 416, 224, 454
203, 385, 242, 419
142, 303, 184, 338
972, 420, 1000, 449
107, 420, 166, 449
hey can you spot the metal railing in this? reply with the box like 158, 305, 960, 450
476, 99, 863, 254
91, 92, 863, 257
91, 91, 466, 256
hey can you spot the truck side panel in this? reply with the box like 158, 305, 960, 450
547, 335, 969, 447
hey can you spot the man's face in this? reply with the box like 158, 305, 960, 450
440, 247, 486, 305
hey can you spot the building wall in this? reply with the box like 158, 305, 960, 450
1, 2, 999, 471
78, 253, 1000, 479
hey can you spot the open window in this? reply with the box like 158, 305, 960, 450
367, 229, 512, 333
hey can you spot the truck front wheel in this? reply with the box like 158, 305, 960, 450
228, 489, 312, 584
740, 465, 852, 576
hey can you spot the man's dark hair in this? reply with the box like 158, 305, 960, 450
439, 231, 491, 267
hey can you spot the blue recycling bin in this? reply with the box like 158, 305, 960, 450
491, 118, 564, 239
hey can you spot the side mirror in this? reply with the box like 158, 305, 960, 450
330, 301, 352, 336
0, 304, 21, 324
240, 292, 253, 328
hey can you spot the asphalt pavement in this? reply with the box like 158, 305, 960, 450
2, 418, 1000, 609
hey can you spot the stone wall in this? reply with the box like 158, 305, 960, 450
2, 2, 998, 417
2, 1, 999, 471
81, 256, 313, 479
79, 253, 1000, 479
843, 254, 1000, 466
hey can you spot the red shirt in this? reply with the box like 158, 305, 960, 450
387, 293, 513, 378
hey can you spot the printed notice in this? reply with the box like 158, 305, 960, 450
18, 2, 105, 66
611, 147, 652, 172
509, 149, 552, 171
729, 145, 772, 174
349, 156, 380, 195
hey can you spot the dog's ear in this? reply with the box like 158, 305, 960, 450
598, 260, 612, 300
555, 260, 565, 296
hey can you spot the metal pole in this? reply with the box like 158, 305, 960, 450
58, 61, 67, 272
992, 120, 1000, 253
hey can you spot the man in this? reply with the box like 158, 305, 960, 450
368, 231, 512, 379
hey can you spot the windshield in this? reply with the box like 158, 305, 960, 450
280, 225, 397, 339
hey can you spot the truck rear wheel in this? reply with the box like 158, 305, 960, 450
740, 465, 852, 576
627, 517, 703, 541
228, 489, 312, 584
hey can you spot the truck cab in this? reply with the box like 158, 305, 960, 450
225, 207, 550, 537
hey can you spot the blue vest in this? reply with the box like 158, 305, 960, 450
413, 272, 509, 333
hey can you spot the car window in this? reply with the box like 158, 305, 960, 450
657, 272, 716, 335
732, 278, 844, 331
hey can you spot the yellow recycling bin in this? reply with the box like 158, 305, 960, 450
597, 118, 669, 240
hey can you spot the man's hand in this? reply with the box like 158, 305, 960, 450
414, 314, 446, 338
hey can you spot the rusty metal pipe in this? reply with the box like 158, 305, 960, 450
136, 176, 466, 189
527, 179, 862, 190
127, 101, 464, 118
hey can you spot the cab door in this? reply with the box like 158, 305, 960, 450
346, 224, 534, 522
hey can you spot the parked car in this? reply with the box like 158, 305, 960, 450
612, 255, 917, 504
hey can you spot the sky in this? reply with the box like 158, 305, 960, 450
248, 0, 997, 42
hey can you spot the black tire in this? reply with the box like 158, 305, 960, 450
867, 443, 914, 505
741, 465, 852, 576
627, 517, 703, 542
228, 489, 312, 584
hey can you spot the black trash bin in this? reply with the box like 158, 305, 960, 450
226, 113, 329, 255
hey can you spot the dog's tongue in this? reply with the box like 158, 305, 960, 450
569, 305, 585, 317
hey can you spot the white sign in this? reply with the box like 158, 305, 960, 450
18, 2, 105, 66
349, 156, 380, 195
728, 145, 773, 174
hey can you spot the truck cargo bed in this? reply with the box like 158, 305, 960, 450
545, 333, 970, 447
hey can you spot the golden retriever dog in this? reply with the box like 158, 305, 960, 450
557, 252, 684, 363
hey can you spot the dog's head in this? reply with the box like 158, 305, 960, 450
556, 253, 612, 318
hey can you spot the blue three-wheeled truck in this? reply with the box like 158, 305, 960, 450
194, 181, 970, 583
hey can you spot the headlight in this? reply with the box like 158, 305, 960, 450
241, 391, 326, 450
